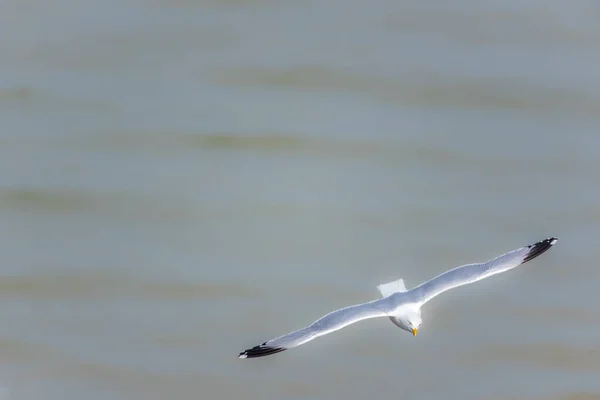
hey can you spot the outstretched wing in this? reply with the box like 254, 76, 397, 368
238, 300, 389, 359
409, 237, 558, 306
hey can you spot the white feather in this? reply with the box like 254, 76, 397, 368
377, 278, 407, 297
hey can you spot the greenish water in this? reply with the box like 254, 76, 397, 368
1, 1, 600, 399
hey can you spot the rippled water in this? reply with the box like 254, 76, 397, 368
1, 1, 600, 399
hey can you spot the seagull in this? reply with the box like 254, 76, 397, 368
238, 237, 558, 359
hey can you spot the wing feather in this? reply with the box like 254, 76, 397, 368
238, 300, 389, 358
409, 237, 558, 306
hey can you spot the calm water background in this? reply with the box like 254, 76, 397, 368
1, 1, 600, 399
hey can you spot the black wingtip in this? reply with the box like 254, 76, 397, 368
238, 343, 286, 359
523, 237, 558, 263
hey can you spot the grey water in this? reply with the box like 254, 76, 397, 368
1, 0, 600, 399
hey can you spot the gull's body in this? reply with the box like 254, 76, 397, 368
238, 237, 558, 358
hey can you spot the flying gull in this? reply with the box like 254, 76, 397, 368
238, 237, 558, 359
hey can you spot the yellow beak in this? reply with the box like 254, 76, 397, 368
411, 328, 418, 336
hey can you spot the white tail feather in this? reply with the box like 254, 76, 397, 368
377, 278, 407, 297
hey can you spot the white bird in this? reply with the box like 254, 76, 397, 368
238, 237, 558, 359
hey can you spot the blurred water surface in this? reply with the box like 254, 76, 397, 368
1, 1, 600, 399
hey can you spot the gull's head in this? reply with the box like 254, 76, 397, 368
398, 312, 422, 337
